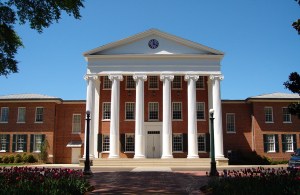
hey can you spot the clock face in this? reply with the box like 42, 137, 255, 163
148, 39, 159, 49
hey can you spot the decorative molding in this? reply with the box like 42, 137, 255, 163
160, 74, 174, 81
108, 74, 123, 81
209, 74, 224, 81
133, 74, 147, 81
84, 75, 99, 81
184, 74, 199, 81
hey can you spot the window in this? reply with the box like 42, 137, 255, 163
102, 135, 110, 152
13, 134, 27, 152
31, 134, 44, 152
196, 76, 205, 89
17, 107, 26, 123
226, 113, 236, 133
126, 76, 135, 89
172, 76, 182, 89
264, 107, 273, 123
125, 134, 134, 152
173, 134, 183, 152
35, 107, 44, 122
263, 134, 277, 153
198, 134, 206, 152
72, 114, 81, 134
282, 134, 296, 152
103, 103, 111, 120
103, 76, 112, 89
125, 102, 135, 120
172, 102, 182, 120
0, 107, 9, 123
149, 102, 159, 121
282, 107, 292, 123
196, 102, 205, 120
149, 76, 159, 89
0, 134, 9, 152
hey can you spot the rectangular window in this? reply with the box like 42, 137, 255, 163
33, 134, 43, 152
198, 134, 206, 152
126, 76, 135, 89
196, 76, 205, 89
72, 114, 81, 134
149, 102, 159, 121
226, 113, 236, 133
173, 134, 183, 152
282, 107, 292, 123
172, 76, 182, 89
264, 107, 273, 123
17, 107, 26, 123
172, 102, 182, 120
264, 134, 276, 152
102, 103, 111, 120
0, 107, 9, 123
282, 134, 296, 152
14, 134, 27, 152
196, 102, 205, 120
102, 135, 110, 152
0, 134, 9, 152
125, 134, 134, 152
103, 76, 112, 89
125, 102, 135, 120
148, 76, 159, 89
35, 107, 44, 122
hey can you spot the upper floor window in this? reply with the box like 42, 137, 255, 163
196, 76, 205, 89
0, 107, 9, 123
103, 76, 112, 89
196, 102, 205, 120
17, 107, 26, 123
149, 102, 159, 121
0, 134, 10, 152
264, 107, 273, 123
148, 76, 159, 89
126, 76, 135, 89
173, 133, 183, 152
226, 113, 236, 133
35, 107, 44, 123
282, 107, 292, 123
282, 134, 296, 152
102, 102, 111, 120
125, 134, 135, 152
72, 114, 81, 134
198, 134, 206, 152
172, 76, 182, 89
172, 102, 182, 120
125, 102, 135, 120
13, 134, 27, 152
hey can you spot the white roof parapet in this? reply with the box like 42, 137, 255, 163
0, 93, 62, 101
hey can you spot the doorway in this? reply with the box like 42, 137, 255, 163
146, 131, 161, 158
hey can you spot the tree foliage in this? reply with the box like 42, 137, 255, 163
0, 0, 84, 76
284, 72, 300, 118
294, 0, 300, 34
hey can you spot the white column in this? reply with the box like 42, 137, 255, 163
185, 74, 199, 159
160, 74, 174, 159
92, 78, 100, 158
108, 74, 123, 158
133, 74, 147, 158
210, 75, 225, 158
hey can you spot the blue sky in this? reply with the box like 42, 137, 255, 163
0, 0, 299, 100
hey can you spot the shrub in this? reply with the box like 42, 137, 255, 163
27, 154, 37, 163
14, 154, 22, 163
0, 156, 2, 163
8, 154, 14, 163
38, 139, 49, 163
2, 156, 9, 164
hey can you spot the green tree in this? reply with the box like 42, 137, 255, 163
284, 72, 300, 118
293, 0, 300, 34
0, 0, 84, 76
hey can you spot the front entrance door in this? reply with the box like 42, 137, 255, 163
146, 131, 161, 158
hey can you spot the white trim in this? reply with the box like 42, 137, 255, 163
196, 102, 206, 121
125, 102, 135, 121
264, 107, 274, 123
102, 102, 111, 120
35, 107, 44, 123
148, 102, 159, 121
172, 102, 182, 120
125, 133, 135, 153
172, 133, 183, 152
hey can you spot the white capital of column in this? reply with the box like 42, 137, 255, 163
108, 74, 123, 158
160, 74, 174, 159
185, 74, 199, 159
133, 74, 147, 159
210, 74, 224, 159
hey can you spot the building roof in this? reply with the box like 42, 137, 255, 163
0, 94, 62, 101
247, 92, 300, 101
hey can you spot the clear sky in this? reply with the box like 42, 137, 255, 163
0, 0, 299, 100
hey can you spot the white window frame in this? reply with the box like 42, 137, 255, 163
102, 102, 111, 120
148, 76, 159, 90
17, 107, 26, 123
283, 134, 294, 152
0, 107, 9, 123
0, 134, 9, 152
226, 113, 236, 133
196, 76, 205, 90
15, 134, 26, 152
282, 107, 292, 123
126, 76, 135, 90
72, 114, 81, 134
172, 102, 182, 120
172, 76, 182, 89
148, 102, 159, 121
197, 133, 206, 153
264, 107, 273, 123
125, 133, 135, 153
265, 134, 276, 153
196, 102, 205, 121
172, 133, 183, 152
125, 102, 135, 120
103, 76, 112, 90
35, 107, 44, 123
33, 134, 43, 153
102, 134, 110, 152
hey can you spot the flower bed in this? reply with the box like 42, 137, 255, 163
0, 167, 93, 194
205, 167, 300, 194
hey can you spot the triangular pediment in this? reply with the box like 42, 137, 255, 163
83, 29, 223, 56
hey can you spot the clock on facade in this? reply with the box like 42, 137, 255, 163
148, 39, 159, 49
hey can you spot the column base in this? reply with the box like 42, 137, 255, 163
161, 155, 173, 159
134, 155, 146, 159
187, 155, 199, 159
108, 154, 119, 159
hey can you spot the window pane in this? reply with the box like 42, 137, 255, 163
103, 135, 110, 151
198, 134, 206, 152
282, 108, 291, 122
0, 107, 9, 122
266, 135, 275, 152
125, 103, 135, 120
226, 114, 235, 132
149, 76, 159, 89
103, 103, 111, 120
149, 102, 159, 120
283, 134, 294, 152
196, 76, 205, 89
264, 107, 273, 122
72, 114, 81, 133
35, 108, 44, 122
16, 135, 26, 152
197, 102, 205, 120
172, 76, 182, 89
0, 135, 8, 151
126, 76, 135, 89
17, 107, 26, 122
172, 102, 182, 120
34, 135, 42, 152
103, 76, 112, 89
173, 134, 183, 151
125, 134, 134, 152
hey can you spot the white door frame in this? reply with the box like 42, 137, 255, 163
145, 122, 162, 158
